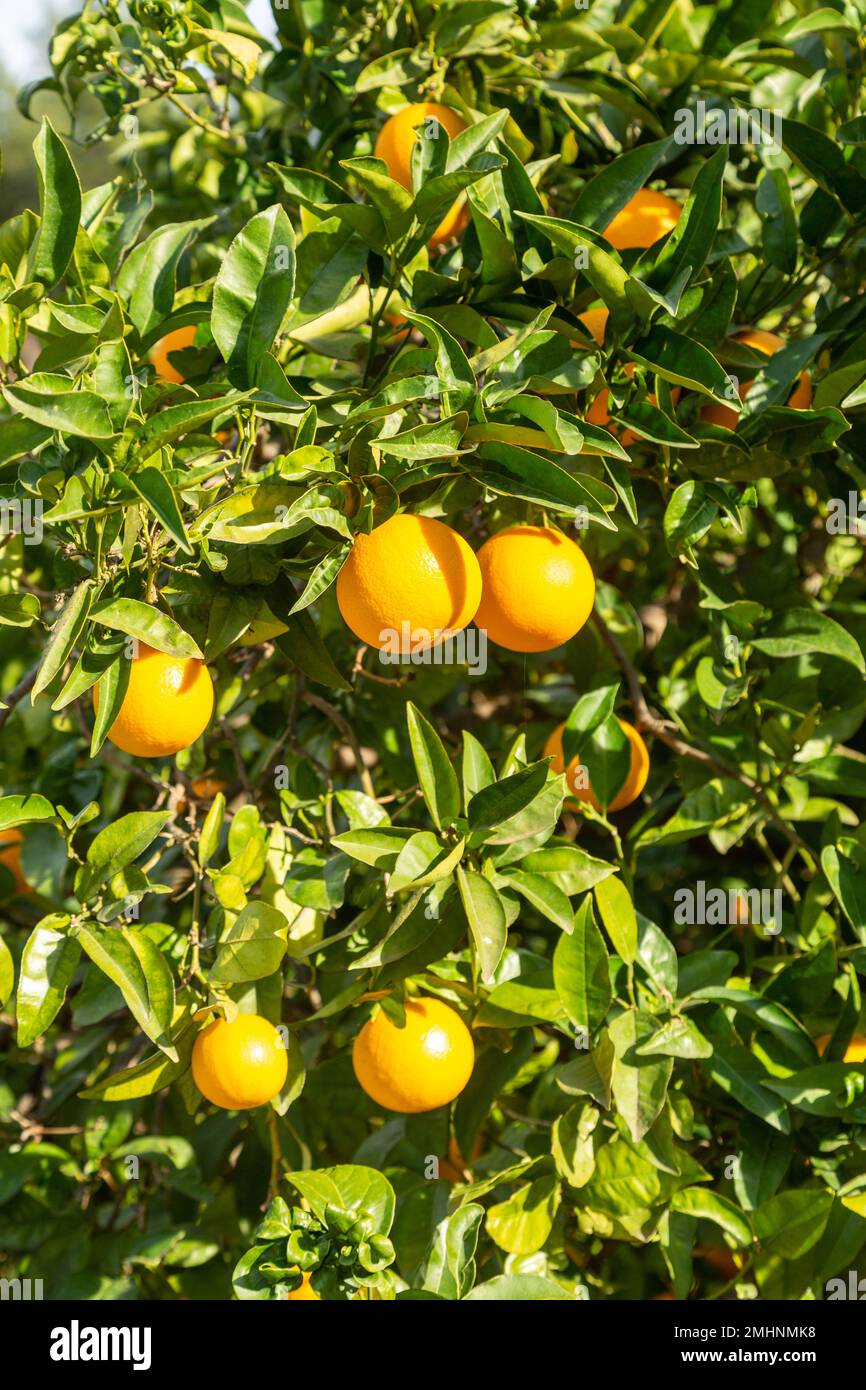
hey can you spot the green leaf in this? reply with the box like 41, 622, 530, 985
75, 810, 173, 902
124, 468, 193, 556
208, 901, 288, 984
553, 896, 611, 1032
423, 1204, 484, 1299
0, 934, 13, 1009
16, 915, 79, 1047
500, 869, 573, 933
90, 598, 202, 659
594, 875, 637, 964
31, 580, 94, 700
0, 794, 56, 832
28, 119, 81, 288
461, 730, 496, 808
630, 326, 734, 403
467, 761, 549, 835
456, 867, 507, 983
463, 1274, 574, 1301
74, 923, 176, 1058
752, 608, 865, 672
117, 218, 213, 334
3, 375, 115, 439
609, 1010, 672, 1142
285, 1165, 395, 1236
671, 1188, 753, 1248
212, 205, 296, 385
753, 1189, 833, 1260
486, 1175, 560, 1255
406, 702, 460, 830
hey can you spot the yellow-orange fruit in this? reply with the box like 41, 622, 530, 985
544, 717, 649, 812
151, 325, 198, 383
189, 776, 227, 799
817, 1033, 866, 1063
603, 188, 681, 251
353, 997, 475, 1114
94, 643, 213, 759
440, 1132, 484, 1182
702, 328, 812, 429
474, 525, 595, 653
192, 1013, 288, 1109
0, 827, 28, 895
286, 1272, 320, 1301
336, 513, 481, 653
578, 305, 680, 442
374, 103, 470, 249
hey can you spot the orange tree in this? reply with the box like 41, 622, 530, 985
2, 0, 866, 1302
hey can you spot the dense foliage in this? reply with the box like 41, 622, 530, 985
2, 0, 866, 1302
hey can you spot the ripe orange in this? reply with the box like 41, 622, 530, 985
702, 328, 813, 429
817, 1033, 866, 1063
602, 188, 681, 251
190, 775, 227, 799
151, 325, 197, 384
336, 513, 481, 653
0, 827, 28, 895
192, 1013, 288, 1109
698, 1246, 740, 1281
578, 305, 680, 442
353, 996, 475, 1113
474, 525, 595, 653
94, 643, 214, 758
374, 103, 469, 249
286, 1272, 320, 1301
544, 717, 649, 812
440, 1132, 484, 1182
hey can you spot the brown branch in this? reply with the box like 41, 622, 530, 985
301, 692, 376, 799
0, 664, 39, 732
592, 611, 816, 868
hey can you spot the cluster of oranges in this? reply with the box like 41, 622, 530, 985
191, 996, 474, 1121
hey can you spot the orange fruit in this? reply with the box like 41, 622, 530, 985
702, 328, 813, 429
374, 103, 469, 249
578, 306, 680, 442
192, 1013, 288, 1109
602, 188, 681, 251
544, 717, 649, 813
698, 1246, 740, 1281
94, 643, 214, 758
150, 325, 197, 384
440, 1132, 484, 1182
353, 996, 475, 1114
190, 776, 227, 799
336, 513, 481, 653
474, 525, 595, 653
286, 1271, 320, 1301
817, 1033, 866, 1063
0, 827, 28, 895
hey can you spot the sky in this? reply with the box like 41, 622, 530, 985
0, 0, 280, 80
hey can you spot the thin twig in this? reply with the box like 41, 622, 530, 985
302, 692, 376, 799
0, 664, 39, 732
